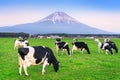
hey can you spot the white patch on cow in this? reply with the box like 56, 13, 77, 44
81, 48, 85, 54
102, 43, 109, 50
14, 39, 22, 49
63, 42, 68, 47
22, 40, 29, 47
55, 44, 59, 53
72, 44, 78, 53
42, 58, 49, 75
106, 50, 109, 55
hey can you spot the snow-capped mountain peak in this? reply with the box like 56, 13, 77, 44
40, 12, 79, 24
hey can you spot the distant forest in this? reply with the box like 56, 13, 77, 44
0, 32, 120, 38
0, 32, 29, 38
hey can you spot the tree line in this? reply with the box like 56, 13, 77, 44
0, 32, 29, 37
0, 32, 120, 38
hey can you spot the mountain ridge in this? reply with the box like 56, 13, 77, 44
0, 12, 113, 34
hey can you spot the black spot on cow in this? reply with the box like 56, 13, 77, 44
18, 48, 29, 60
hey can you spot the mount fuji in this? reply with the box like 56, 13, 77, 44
0, 12, 112, 34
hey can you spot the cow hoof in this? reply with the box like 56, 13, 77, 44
42, 72, 45, 75
25, 74, 29, 76
19, 73, 22, 76
42, 73, 44, 75
68, 55, 71, 56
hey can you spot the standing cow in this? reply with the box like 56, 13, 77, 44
104, 38, 118, 54
55, 38, 71, 56
18, 46, 59, 76
95, 38, 113, 54
72, 39, 90, 54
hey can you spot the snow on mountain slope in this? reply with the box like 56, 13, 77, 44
39, 12, 79, 24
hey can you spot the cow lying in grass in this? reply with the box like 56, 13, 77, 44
55, 38, 71, 56
72, 39, 90, 54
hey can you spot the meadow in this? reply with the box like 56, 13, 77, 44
0, 38, 120, 80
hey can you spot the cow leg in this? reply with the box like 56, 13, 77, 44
18, 56, 23, 76
105, 50, 109, 55
72, 49, 74, 54
98, 47, 100, 53
81, 48, 85, 54
19, 61, 22, 76
23, 64, 29, 76
72, 47, 75, 54
42, 58, 49, 75
56, 49, 58, 54
56, 45, 59, 54
72, 45, 77, 54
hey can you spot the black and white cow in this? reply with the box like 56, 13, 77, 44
102, 43, 113, 54
95, 38, 104, 53
14, 38, 29, 49
95, 38, 113, 54
18, 46, 59, 76
55, 38, 71, 56
72, 39, 90, 54
104, 38, 118, 53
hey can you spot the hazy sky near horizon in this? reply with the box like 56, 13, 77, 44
0, 0, 120, 33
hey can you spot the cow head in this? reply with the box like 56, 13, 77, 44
14, 39, 29, 49
21, 40, 29, 47
56, 38, 61, 42
53, 61, 60, 72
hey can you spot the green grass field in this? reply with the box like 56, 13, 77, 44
0, 38, 120, 80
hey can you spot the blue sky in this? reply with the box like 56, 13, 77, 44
0, 0, 120, 33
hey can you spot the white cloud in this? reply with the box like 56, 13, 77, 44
0, 12, 46, 26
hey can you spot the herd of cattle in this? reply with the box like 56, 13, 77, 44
14, 37, 118, 76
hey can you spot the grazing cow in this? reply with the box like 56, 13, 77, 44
14, 38, 29, 49
104, 38, 118, 53
18, 46, 59, 76
102, 42, 113, 54
95, 38, 113, 54
55, 38, 71, 56
95, 38, 104, 53
72, 39, 90, 54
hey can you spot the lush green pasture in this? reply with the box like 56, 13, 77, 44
0, 38, 120, 80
